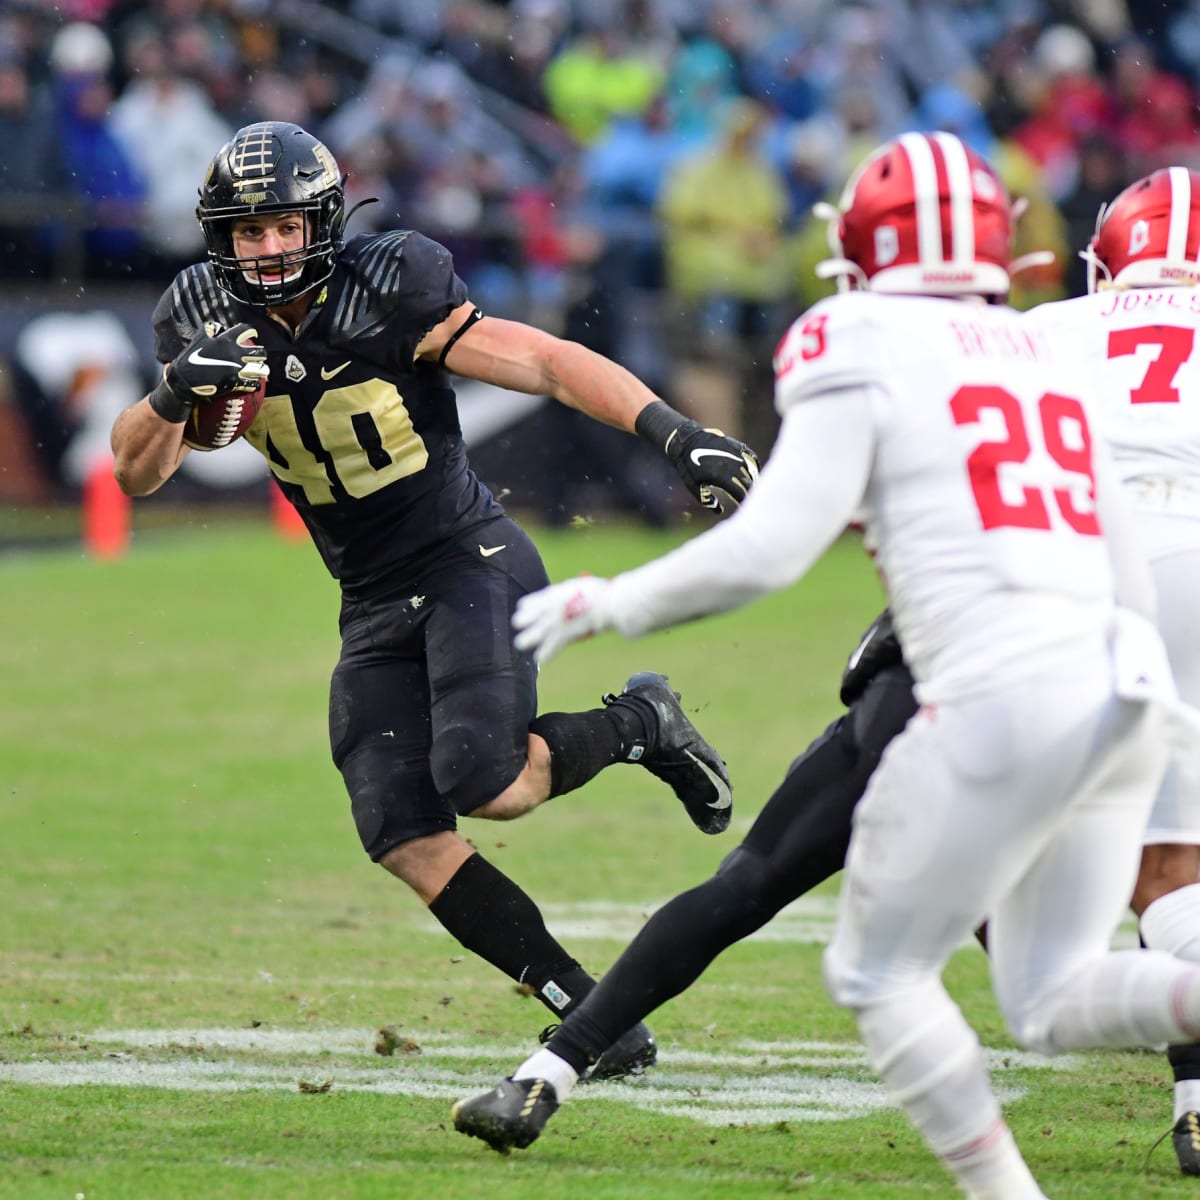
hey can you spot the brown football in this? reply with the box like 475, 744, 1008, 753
181, 380, 267, 451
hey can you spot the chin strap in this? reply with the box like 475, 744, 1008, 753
812, 201, 866, 292
343, 196, 380, 228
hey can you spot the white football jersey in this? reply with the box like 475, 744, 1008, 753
774, 290, 1115, 696
1031, 287, 1200, 515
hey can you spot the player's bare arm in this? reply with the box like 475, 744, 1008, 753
416, 299, 658, 430
420, 300, 759, 513
113, 321, 268, 496
111, 395, 190, 496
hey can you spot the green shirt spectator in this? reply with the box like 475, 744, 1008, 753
543, 31, 664, 144
657, 99, 793, 309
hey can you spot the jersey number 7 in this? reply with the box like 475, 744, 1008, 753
1107, 324, 1195, 404
951, 386, 1100, 535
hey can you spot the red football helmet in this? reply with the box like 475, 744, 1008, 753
1085, 167, 1200, 292
815, 131, 1014, 296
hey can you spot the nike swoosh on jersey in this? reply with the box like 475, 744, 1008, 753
320, 361, 352, 380
684, 749, 733, 809
479, 544, 507, 558
689, 447, 743, 468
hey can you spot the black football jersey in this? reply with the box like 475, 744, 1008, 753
153, 231, 505, 590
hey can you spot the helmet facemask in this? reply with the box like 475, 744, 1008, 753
197, 122, 346, 306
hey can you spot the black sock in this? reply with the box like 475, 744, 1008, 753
1169, 1043, 1200, 1085
531, 705, 650, 797
427, 853, 596, 1017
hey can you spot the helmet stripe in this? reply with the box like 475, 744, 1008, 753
899, 133, 942, 265
1168, 166, 1192, 263
933, 132, 975, 264
231, 126, 277, 186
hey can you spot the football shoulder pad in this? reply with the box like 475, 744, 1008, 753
774, 292, 881, 416
327, 230, 469, 347
153, 264, 243, 363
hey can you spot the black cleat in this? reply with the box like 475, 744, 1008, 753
605, 671, 733, 834
537, 1020, 657, 1081
1174, 1112, 1200, 1176
588, 1021, 658, 1081
452, 1076, 558, 1154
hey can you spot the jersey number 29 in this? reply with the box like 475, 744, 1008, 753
950, 386, 1100, 535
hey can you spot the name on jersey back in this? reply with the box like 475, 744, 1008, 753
949, 319, 1050, 361
1097, 288, 1200, 318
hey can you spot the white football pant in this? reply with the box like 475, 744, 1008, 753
824, 641, 1200, 1193
1142, 530, 1200, 844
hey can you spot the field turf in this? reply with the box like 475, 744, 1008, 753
0, 516, 1192, 1198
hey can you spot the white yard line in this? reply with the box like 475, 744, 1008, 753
0, 1029, 1070, 1126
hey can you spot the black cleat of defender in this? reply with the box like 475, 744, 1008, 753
543, 1020, 657, 1081
605, 672, 733, 834
589, 1020, 657, 1080
1174, 1111, 1200, 1176
452, 1077, 558, 1154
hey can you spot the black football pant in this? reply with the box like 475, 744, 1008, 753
545, 662, 918, 1073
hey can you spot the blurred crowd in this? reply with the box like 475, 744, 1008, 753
2, 0, 1199, 511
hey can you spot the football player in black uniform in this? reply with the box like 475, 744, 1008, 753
453, 609, 917, 1148
110, 122, 759, 1078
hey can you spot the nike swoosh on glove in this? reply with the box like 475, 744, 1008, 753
666, 422, 760, 514
149, 322, 270, 423
512, 576, 613, 664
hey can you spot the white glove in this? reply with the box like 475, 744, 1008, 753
512, 575, 614, 664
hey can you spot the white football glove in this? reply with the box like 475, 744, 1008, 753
512, 575, 614, 664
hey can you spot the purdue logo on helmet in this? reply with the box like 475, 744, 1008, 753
197, 121, 346, 306
814, 131, 1015, 297
1084, 167, 1200, 293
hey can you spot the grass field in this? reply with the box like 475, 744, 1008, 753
0, 515, 1194, 1198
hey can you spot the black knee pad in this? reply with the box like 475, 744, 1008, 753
431, 723, 525, 815
338, 745, 454, 861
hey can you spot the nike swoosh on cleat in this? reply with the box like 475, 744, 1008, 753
685, 749, 732, 809
689, 448, 743, 468
479, 544, 506, 558
320, 361, 352, 380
